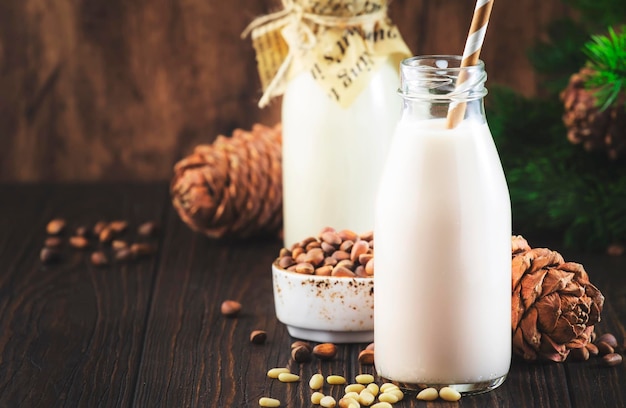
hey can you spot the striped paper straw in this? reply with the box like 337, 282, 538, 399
445, 0, 494, 129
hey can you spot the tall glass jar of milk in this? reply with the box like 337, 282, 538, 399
243, 0, 411, 246
281, 58, 399, 246
374, 55, 511, 394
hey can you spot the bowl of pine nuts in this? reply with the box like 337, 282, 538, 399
272, 228, 375, 343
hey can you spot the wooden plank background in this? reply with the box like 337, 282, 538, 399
0, 0, 575, 182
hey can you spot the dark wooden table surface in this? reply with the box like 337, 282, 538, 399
0, 183, 624, 408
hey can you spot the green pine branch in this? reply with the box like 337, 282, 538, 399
583, 26, 626, 110
486, 87, 626, 251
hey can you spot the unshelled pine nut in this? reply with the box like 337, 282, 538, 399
358, 349, 374, 365
355, 374, 374, 384
597, 341, 614, 355
570, 346, 589, 361
597, 333, 618, 348
313, 343, 338, 360
602, 353, 623, 367
278, 372, 300, 382
439, 386, 462, 402
46, 218, 66, 235
267, 367, 290, 378
327, 375, 347, 385
250, 330, 267, 344
220, 300, 241, 317
259, 397, 281, 407
586, 342, 599, 356
416, 388, 438, 401
292, 344, 312, 362
276, 227, 374, 277
309, 373, 324, 390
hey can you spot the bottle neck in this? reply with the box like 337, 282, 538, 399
398, 55, 488, 123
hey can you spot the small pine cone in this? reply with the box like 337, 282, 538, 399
171, 123, 282, 239
511, 236, 605, 362
560, 67, 626, 159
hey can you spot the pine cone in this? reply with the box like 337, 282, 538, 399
171, 123, 282, 239
560, 67, 626, 159
511, 236, 605, 362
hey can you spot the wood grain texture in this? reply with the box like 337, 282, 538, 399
0, 0, 576, 182
0, 184, 168, 407
0, 184, 624, 407
0, 0, 280, 182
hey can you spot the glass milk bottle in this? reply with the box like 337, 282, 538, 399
374, 55, 511, 394
282, 59, 399, 246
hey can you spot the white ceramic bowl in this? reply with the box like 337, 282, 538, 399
272, 263, 374, 343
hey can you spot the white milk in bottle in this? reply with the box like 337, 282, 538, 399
282, 59, 399, 246
374, 55, 511, 394
243, 0, 411, 247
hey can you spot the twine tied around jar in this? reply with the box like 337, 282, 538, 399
242, 0, 410, 108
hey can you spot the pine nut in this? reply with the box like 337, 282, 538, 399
570, 346, 589, 361
278, 372, 300, 382
350, 240, 370, 263
46, 218, 66, 235
320, 395, 337, 408
586, 342, 599, 356
597, 341, 614, 355
378, 393, 398, 403
338, 397, 360, 408
439, 387, 462, 402
345, 383, 365, 393
343, 392, 360, 400
355, 374, 374, 384
366, 383, 379, 396
220, 300, 241, 317
327, 375, 347, 385
416, 388, 438, 401
379, 383, 398, 393
311, 392, 325, 404
266, 368, 290, 378
358, 349, 374, 365
338, 229, 358, 242
597, 333, 618, 348
370, 403, 392, 408
276, 229, 374, 277
602, 352, 623, 367
292, 344, 312, 362
291, 340, 312, 351
386, 388, 404, 401
259, 397, 281, 407
250, 330, 267, 344
358, 389, 376, 405
309, 373, 324, 390
313, 343, 338, 360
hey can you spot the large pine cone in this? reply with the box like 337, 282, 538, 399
171, 123, 282, 239
511, 236, 605, 362
560, 67, 626, 160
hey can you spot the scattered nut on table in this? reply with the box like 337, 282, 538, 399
220, 300, 241, 317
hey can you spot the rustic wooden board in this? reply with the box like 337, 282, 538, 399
0, 184, 168, 407
0, 184, 624, 407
